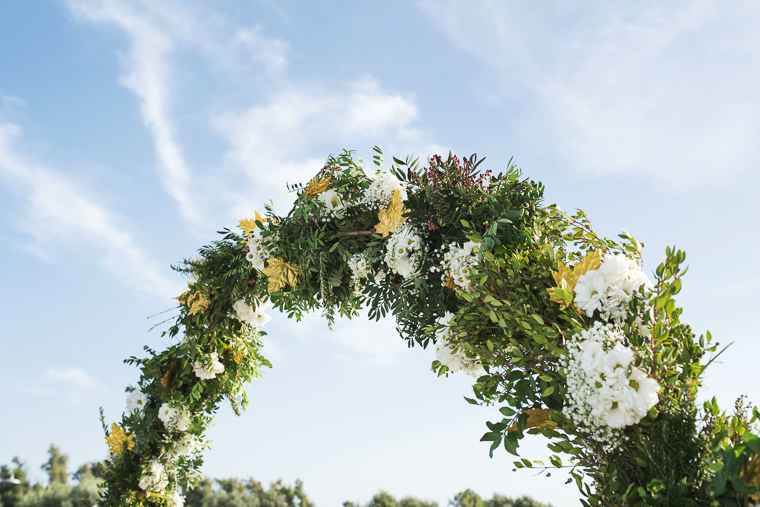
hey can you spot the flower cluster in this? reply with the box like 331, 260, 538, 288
167, 492, 185, 507
347, 251, 372, 280
125, 390, 148, 417
384, 224, 425, 278
192, 352, 225, 380
172, 433, 202, 457
574, 254, 653, 322
138, 459, 168, 493
232, 298, 272, 329
441, 240, 480, 290
158, 403, 191, 433
434, 313, 484, 378
563, 323, 660, 441
359, 171, 405, 210
245, 227, 275, 271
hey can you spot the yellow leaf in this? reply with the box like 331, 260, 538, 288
239, 211, 267, 237
743, 454, 759, 501
572, 249, 601, 279
374, 189, 407, 238
188, 292, 209, 316
262, 257, 299, 293
547, 250, 601, 310
105, 423, 135, 454
161, 362, 179, 391
507, 409, 556, 432
304, 176, 331, 199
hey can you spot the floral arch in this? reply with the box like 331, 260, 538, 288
100, 149, 759, 507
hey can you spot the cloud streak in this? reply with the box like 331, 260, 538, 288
418, 0, 760, 186
0, 122, 180, 299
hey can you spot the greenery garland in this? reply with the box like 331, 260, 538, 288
99, 148, 759, 507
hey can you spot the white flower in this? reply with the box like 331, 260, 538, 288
384, 224, 425, 279
563, 322, 660, 437
126, 390, 148, 417
360, 171, 407, 209
173, 434, 202, 457
573, 254, 653, 323
167, 492, 185, 507
245, 227, 275, 271
434, 312, 484, 378
317, 189, 346, 219
193, 352, 225, 380
441, 241, 480, 290
347, 252, 372, 280
138, 459, 168, 492
232, 299, 271, 328
158, 403, 190, 432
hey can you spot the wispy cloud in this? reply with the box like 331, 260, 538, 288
16, 367, 104, 405
418, 0, 760, 186
0, 122, 180, 299
213, 75, 443, 221
64, 0, 292, 228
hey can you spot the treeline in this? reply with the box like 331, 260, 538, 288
1, 448, 553, 507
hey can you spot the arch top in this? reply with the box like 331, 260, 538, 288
100, 148, 760, 507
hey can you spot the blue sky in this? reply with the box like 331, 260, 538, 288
1, 1, 759, 506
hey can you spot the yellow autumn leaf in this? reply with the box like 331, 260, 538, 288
161, 362, 179, 391
507, 409, 556, 432
304, 176, 331, 199
188, 292, 209, 316
105, 423, 135, 454
743, 454, 759, 501
239, 211, 267, 237
262, 257, 299, 293
374, 189, 407, 238
546, 250, 601, 310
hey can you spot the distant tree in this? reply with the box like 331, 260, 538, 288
73, 462, 102, 481
450, 490, 482, 507
40, 446, 68, 485
0, 458, 30, 507
399, 496, 438, 507
366, 491, 398, 507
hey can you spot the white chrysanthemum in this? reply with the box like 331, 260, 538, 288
434, 312, 484, 378
246, 227, 275, 271
138, 459, 168, 492
232, 299, 272, 328
360, 171, 406, 210
347, 252, 372, 280
441, 240, 480, 290
574, 254, 654, 322
193, 352, 225, 380
563, 322, 660, 438
158, 403, 190, 432
317, 189, 346, 219
126, 390, 148, 417
384, 224, 425, 279
173, 434, 202, 457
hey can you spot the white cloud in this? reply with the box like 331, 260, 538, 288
212, 76, 443, 221
0, 123, 180, 299
418, 0, 760, 186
